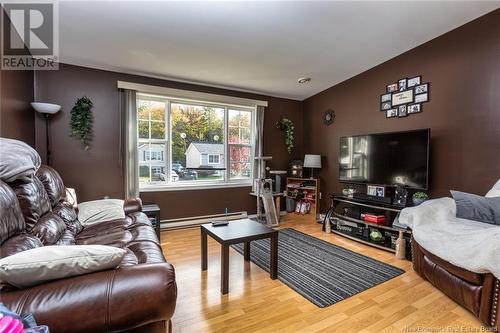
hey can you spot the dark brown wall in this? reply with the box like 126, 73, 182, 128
303, 9, 500, 211
35, 64, 303, 219
0, 69, 35, 146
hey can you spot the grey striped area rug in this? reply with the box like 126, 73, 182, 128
232, 228, 404, 307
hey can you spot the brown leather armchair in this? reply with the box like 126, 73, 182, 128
0, 166, 177, 333
412, 238, 499, 330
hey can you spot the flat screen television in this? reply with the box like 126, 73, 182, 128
339, 129, 430, 189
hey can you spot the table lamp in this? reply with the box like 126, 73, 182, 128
31, 102, 61, 165
303, 154, 321, 179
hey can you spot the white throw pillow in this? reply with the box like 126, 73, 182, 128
78, 199, 125, 226
486, 179, 500, 198
0, 245, 126, 288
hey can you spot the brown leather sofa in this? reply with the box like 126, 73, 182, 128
412, 238, 499, 330
0, 165, 177, 333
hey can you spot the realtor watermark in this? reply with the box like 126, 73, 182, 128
1, 0, 59, 70
403, 325, 498, 332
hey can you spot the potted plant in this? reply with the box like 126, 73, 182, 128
275, 118, 294, 154
70, 96, 94, 150
412, 192, 429, 206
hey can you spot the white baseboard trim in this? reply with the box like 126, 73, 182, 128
160, 211, 248, 230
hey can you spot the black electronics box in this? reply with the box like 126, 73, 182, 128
344, 206, 361, 220
353, 193, 392, 204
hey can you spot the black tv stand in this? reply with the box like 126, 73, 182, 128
323, 194, 412, 258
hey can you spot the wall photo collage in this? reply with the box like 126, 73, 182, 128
380, 75, 430, 118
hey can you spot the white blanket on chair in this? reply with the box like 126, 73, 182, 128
399, 197, 500, 279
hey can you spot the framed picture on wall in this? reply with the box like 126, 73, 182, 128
387, 83, 398, 92
415, 83, 428, 94
407, 76, 421, 87
398, 105, 407, 117
408, 104, 421, 114
381, 102, 392, 111
398, 78, 407, 91
386, 109, 398, 118
415, 93, 428, 103
380, 93, 392, 103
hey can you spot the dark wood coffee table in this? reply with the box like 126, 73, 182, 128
200, 219, 278, 294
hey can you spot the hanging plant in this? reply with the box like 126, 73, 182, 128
70, 96, 94, 150
275, 118, 294, 154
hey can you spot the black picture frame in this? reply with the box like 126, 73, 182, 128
414, 93, 428, 103
408, 103, 421, 114
386, 83, 398, 93
380, 93, 392, 103
386, 109, 398, 118
398, 78, 407, 92
398, 105, 407, 117
414, 83, 429, 94
381, 102, 392, 111
407, 75, 421, 88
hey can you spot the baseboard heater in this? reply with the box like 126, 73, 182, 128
160, 211, 248, 230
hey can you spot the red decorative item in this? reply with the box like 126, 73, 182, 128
364, 214, 386, 225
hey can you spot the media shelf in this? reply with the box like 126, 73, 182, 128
323, 194, 412, 258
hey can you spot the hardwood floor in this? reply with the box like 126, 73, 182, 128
160, 214, 483, 333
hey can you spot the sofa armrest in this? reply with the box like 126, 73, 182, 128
2, 263, 177, 333
124, 198, 143, 215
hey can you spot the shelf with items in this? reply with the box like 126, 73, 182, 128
285, 178, 320, 216
323, 194, 412, 257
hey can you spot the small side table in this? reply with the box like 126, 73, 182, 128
143, 204, 161, 241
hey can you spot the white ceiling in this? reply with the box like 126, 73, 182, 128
59, 1, 499, 100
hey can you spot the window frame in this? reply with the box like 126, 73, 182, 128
137, 97, 169, 184
208, 154, 220, 165
137, 93, 256, 192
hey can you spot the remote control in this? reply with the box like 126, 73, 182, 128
212, 221, 229, 227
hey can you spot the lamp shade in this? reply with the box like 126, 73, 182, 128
31, 102, 61, 114
303, 154, 321, 168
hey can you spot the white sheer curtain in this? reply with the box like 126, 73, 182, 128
122, 89, 139, 199
252, 105, 265, 191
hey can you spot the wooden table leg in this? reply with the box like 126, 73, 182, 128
275, 196, 281, 222
270, 234, 278, 280
201, 229, 207, 271
221, 244, 230, 294
244, 242, 251, 261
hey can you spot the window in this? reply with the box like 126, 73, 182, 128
137, 99, 167, 183
208, 154, 220, 164
137, 93, 255, 189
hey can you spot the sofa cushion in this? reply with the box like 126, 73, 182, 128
53, 201, 83, 235
451, 190, 500, 225
0, 234, 42, 259
36, 165, 66, 207
55, 229, 76, 245
0, 245, 126, 288
77, 228, 134, 247
30, 212, 67, 245
125, 241, 165, 265
0, 180, 26, 245
11, 178, 51, 230
78, 199, 125, 227
0, 138, 41, 183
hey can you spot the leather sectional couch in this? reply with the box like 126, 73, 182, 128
412, 238, 499, 330
0, 165, 177, 333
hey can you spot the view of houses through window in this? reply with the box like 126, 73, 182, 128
137, 94, 254, 187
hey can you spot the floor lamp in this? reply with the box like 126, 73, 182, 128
31, 102, 61, 165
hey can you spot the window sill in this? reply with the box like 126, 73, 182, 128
139, 181, 252, 192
